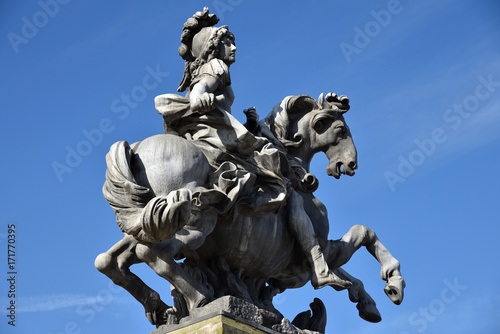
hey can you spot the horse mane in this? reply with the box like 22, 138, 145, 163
263, 95, 319, 149
260, 95, 321, 193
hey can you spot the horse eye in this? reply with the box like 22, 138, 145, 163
314, 120, 324, 132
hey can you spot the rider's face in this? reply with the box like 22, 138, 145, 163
218, 36, 236, 65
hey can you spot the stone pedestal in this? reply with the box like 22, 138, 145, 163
149, 296, 323, 334
151, 312, 278, 334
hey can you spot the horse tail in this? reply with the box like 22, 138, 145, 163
103, 141, 152, 238
104, 140, 187, 243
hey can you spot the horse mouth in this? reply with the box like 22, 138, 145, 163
327, 161, 356, 179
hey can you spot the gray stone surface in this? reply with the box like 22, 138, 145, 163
152, 312, 278, 334
94, 7, 405, 333
152, 296, 281, 334
152, 296, 323, 334
181, 296, 280, 327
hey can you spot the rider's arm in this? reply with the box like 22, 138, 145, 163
189, 75, 220, 113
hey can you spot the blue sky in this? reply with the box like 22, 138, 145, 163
1, 1, 499, 333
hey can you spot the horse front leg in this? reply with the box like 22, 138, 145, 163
325, 225, 405, 305
287, 191, 351, 291
334, 268, 381, 323
94, 235, 173, 325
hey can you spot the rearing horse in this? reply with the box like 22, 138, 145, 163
95, 93, 404, 328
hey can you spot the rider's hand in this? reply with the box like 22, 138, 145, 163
244, 107, 258, 121
194, 93, 216, 113
243, 107, 259, 133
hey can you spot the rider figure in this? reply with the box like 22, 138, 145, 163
155, 8, 350, 290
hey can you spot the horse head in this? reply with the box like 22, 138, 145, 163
263, 92, 357, 180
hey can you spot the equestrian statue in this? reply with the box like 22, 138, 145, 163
95, 7, 405, 333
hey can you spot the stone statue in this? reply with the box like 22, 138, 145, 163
95, 7, 405, 333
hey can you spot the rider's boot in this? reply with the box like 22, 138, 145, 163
310, 244, 351, 291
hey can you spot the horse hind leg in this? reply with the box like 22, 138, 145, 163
325, 224, 405, 305
136, 240, 214, 311
95, 235, 173, 325
136, 186, 219, 310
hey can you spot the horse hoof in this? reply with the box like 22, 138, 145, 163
384, 275, 405, 305
144, 291, 173, 326
357, 300, 381, 323
187, 295, 212, 311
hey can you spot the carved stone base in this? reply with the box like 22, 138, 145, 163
151, 313, 277, 334
151, 296, 280, 333
151, 296, 323, 334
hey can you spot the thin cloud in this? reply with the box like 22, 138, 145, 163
0, 293, 129, 313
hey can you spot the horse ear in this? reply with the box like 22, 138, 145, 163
318, 93, 325, 108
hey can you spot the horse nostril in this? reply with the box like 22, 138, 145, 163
348, 161, 357, 170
